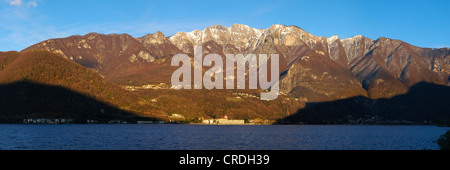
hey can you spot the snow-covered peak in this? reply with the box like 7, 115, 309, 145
178, 29, 202, 45
230, 23, 264, 34
340, 35, 365, 50
327, 35, 339, 42
168, 24, 268, 51
167, 24, 326, 53
271, 24, 286, 30
341, 35, 364, 42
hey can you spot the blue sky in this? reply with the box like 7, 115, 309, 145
0, 0, 449, 51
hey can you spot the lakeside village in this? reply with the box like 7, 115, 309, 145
21, 115, 440, 125
22, 115, 273, 125
21, 116, 445, 125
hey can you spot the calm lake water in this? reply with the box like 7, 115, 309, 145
0, 124, 448, 150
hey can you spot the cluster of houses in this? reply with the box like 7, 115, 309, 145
137, 120, 165, 124
202, 118, 245, 125
23, 118, 74, 124
124, 83, 169, 91
22, 118, 167, 124
21, 114, 273, 125
232, 92, 259, 99
201, 116, 245, 125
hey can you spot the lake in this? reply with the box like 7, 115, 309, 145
0, 124, 448, 150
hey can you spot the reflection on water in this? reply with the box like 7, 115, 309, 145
0, 124, 448, 150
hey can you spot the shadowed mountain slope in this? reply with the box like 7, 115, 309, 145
0, 50, 159, 122
0, 81, 154, 123
276, 82, 450, 124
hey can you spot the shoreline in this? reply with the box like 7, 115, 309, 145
0, 118, 446, 126
2, 123, 447, 127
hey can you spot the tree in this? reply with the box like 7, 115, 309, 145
435, 130, 450, 150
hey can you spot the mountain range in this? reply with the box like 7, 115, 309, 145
1, 24, 449, 124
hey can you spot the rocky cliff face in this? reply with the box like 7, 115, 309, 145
23, 24, 450, 102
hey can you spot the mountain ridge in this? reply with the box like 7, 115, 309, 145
1, 23, 449, 124
21, 24, 450, 102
